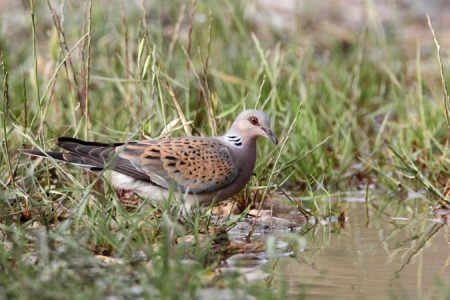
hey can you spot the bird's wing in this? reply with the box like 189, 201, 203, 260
117, 137, 238, 193
55, 137, 154, 183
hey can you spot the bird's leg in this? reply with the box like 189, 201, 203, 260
115, 189, 141, 210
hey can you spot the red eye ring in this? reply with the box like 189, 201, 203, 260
249, 116, 259, 125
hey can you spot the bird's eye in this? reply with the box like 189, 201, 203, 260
249, 116, 259, 125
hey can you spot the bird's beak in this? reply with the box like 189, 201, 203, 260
262, 127, 278, 145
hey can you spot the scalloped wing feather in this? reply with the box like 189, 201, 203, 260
117, 137, 238, 193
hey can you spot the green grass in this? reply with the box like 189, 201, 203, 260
1, 1, 450, 298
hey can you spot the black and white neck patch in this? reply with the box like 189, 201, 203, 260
226, 135, 243, 147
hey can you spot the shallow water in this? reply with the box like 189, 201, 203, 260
228, 200, 450, 299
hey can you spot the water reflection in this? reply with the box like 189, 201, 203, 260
238, 201, 449, 299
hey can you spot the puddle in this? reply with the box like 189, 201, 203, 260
225, 200, 450, 299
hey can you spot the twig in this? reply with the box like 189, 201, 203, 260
390, 222, 444, 282
29, 0, 43, 131
164, 81, 193, 136
83, 0, 93, 138
167, 4, 186, 64
185, 0, 196, 72
29, 33, 89, 128
427, 14, 450, 127
198, 12, 216, 135
47, 0, 82, 108
278, 188, 312, 219
246, 101, 303, 241
365, 182, 370, 227
1, 55, 14, 187
390, 146, 450, 205
30, 0, 40, 103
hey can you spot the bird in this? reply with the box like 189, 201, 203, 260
23, 109, 277, 210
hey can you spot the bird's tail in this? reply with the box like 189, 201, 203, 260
22, 137, 150, 181
22, 138, 107, 171
22, 149, 66, 161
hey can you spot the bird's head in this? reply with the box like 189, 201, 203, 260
228, 109, 277, 145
